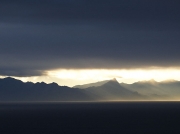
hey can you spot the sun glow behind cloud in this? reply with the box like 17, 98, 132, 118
47, 68, 180, 85
2, 68, 180, 87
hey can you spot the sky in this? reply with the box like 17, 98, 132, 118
0, 0, 180, 86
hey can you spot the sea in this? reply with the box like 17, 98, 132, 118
0, 101, 180, 134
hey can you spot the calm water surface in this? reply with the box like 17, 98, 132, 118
0, 101, 180, 134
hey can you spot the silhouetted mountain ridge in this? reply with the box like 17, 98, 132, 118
121, 79, 180, 99
1, 77, 180, 101
0, 77, 91, 101
84, 78, 143, 100
73, 79, 110, 89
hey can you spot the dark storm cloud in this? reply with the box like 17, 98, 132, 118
1, 0, 180, 22
0, 68, 44, 77
0, 0, 180, 76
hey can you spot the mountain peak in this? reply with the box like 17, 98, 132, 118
138, 79, 157, 84
109, 78, 119, 83
105, 78, 120, 86
4, 77, 15, 80
149, 79, 156, 82
112, 78, 117, 81
73, 79, 110, 89
3, 77, 22, 82
73, 78, 119, 89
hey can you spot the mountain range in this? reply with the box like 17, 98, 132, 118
0, 77, 180, 101
74, 78, 143, 100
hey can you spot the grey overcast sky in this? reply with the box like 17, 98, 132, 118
0, 0, 180, 77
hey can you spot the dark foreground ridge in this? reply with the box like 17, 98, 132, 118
0, 77, 180, 101
0, 77, 91, 101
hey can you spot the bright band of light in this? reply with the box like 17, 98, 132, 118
1, 68, 180, 87
47, 68, 180, 83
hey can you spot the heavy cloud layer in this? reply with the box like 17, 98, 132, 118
0, 0, 180, 76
